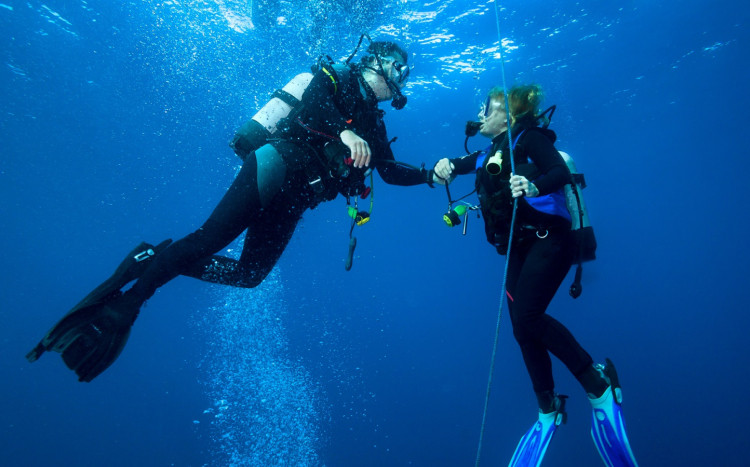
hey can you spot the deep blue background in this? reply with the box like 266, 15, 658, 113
2, 1, 749, 465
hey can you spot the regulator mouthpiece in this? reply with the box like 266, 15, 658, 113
391, 91, 407, 110
465, 121, 481, 137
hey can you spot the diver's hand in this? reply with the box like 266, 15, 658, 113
340, 130, 372, 168
433, 158, 455, 185
510, 174, 539, 198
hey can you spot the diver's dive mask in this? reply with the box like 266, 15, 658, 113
479, 95, 492, 119
379, 55, 410, 86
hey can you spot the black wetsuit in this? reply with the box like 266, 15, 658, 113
127, 63, 430, 302
449, 123, 600, 408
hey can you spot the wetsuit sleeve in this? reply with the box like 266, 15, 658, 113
375, 158, 432, 186
300, 66, 351, 137
524, 131, 570, 195
448, 151, 481, 175
372, 141, 431, 186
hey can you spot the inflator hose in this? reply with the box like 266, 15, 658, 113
345, 237, 357, 271
569, 264, 583, 298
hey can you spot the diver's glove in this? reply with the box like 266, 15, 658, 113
432, 158, 456, 186
418, 164, 436, 188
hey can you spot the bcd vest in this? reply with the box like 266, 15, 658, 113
476, 126, 595, 261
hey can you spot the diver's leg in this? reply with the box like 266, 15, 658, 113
183, 195, 305, 288
507, 234, 556, 400
506, 232, 572, 465
233, 188, 307, 285
127, 144, 287, 302
508, 231, 595, 399
512, 231, 610, 399
179, 143, 312, 287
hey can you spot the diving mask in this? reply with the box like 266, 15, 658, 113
380, 55, 410, 86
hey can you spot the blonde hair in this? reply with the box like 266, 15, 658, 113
486, 83, 544, 125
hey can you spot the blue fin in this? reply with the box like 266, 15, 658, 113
508, 395, 567, 467
590, 359, 638, 467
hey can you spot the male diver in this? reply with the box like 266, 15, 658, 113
27, 38, 440, 383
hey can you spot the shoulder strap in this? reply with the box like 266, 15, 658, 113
511, 129, 526, 151
318, 63, 352, 96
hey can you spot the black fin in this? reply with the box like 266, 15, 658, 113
26, 240, 172, 381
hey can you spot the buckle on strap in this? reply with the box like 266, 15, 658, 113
133, 249, 155, 262
308, 175, 324, 193
520, 224, 549, 239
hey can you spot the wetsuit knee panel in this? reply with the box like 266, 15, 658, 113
254, 144, 287, 208
231, 119, 271, 159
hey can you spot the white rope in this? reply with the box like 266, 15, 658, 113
474, 2, 519, 465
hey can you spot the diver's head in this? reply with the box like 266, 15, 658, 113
508, 84, 544, 125
477, 84, 545, 138
366, 41, 409, 64
478, 87, 508, 139
361, 40, 410, 108
364, 41, 409, 85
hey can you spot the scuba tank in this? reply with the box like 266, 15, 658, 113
252, 72, 313, 134
559, 150, 597, 298
230, 72, 313, 160
560, 151, 591, 232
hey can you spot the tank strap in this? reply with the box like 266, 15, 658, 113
571, 172, 586, 188
271, 88, 301, 108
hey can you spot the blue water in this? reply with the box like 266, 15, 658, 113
2, 1, 749, 465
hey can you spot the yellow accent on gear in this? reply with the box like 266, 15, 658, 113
322, 67, 337, 94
